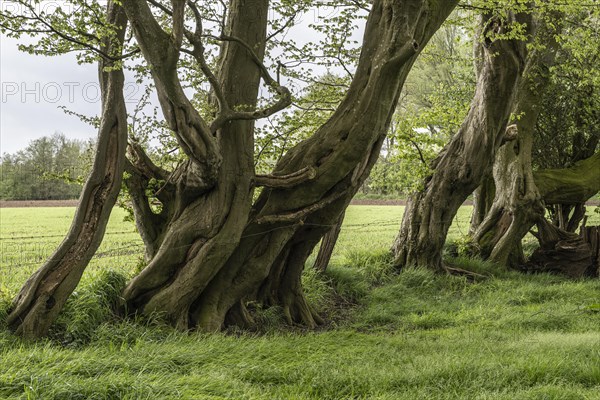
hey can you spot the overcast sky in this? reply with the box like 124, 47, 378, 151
0, 5, 365, 155
0, 35, 145, 154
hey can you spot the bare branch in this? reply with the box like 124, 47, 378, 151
123, 0, 220, 176
266, 10, 301, 42
254, 166, 317, 188
410, 140, 428, 166
127, 141, 170, 181
205, 33, 293, 132
147, 0, 173, 15
206, 34, 276, 85
184, 1, 230, 114
255, 190, 347, 225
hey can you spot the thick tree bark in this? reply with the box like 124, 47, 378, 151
471, 18, 560, 267
392, 10, 531, 271
473, 130, 599, 270
120, 0, 267, 330
122, 0, 459, 331
6, 3, 128, 338
313, 211, 345, 272
534, 152, 600, 205
472, 128, 544, 266
469, 176, 495, 235
525, 219, 593, 278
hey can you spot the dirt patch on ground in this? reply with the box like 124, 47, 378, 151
350, 199, 474, 206
351, 199, 408, 206
1, 199, 598, 208
0, 200, 79, 208
3, 199, 405, 208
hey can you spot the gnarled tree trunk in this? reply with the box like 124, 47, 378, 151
476, 146, 599, 272
392, 10, 531, 271
6, 2, 128, 339
120, 0, 459, 331
7, 0, 459, 337
524, 155, 600, 277
534, 152, 600, 205
120, 0, 269, 331
472, 16, 560, 267
469, 175, 495, 235
313, 211, 345, 272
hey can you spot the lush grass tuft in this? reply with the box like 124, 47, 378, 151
0, 286, 11, 325
51, 270, 128, 346
344, 249, 396, 285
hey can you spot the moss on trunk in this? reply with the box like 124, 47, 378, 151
393, 10, 532, 271
123, 0, 459, 331
7, 3, 129, 339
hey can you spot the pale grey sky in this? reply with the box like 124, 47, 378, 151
0, 4, 365, 155
0, 35, 146, 154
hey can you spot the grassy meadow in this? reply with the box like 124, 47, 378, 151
0, 205, 599, 399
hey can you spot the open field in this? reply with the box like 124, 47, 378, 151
0, 205, 476, 293
1, 206, 599, 399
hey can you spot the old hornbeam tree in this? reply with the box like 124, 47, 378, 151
471, 13, 561, 267
472, 8, 600, 269
392, 8, 533, 271
4, 0, 459, 337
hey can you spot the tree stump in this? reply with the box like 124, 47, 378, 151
579, 224, 600, 277
525, 219, 592, 278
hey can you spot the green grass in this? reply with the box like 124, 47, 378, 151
0, 205, 599, 399
0, 207, 143, 294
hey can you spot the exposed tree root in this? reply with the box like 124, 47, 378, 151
524, 220, 593, 278
443, 265, 488, 282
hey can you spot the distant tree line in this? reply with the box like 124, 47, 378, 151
0, 133, 91, 200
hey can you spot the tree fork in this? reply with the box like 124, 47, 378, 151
121, 0, 270, 330
392, 9, 533, 271
122, 0, 459, 332
472, 12, 569, 267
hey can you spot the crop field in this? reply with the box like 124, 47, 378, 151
0, 205, 463, 293
0, 206, 599, 399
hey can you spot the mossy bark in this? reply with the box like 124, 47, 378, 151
534, 152, 600, 205
471, 22, 559, 267
121, 0, 459, 331
6, 2, 128, 339
392, 10, 532, 271
313, 211, 345, 272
